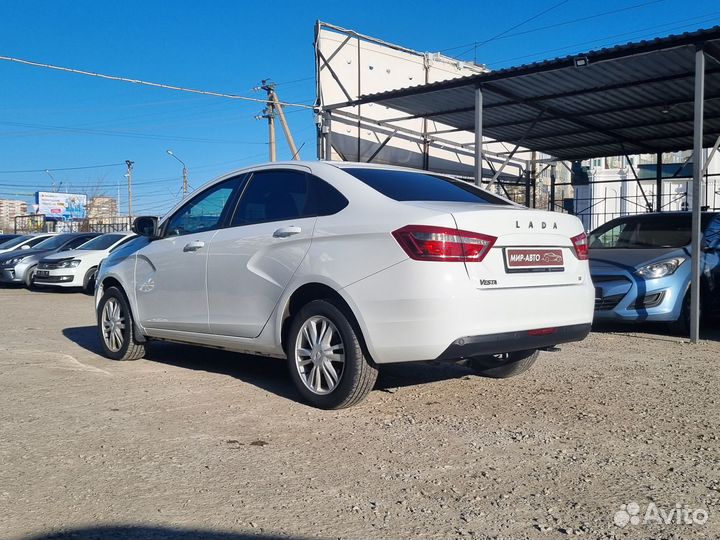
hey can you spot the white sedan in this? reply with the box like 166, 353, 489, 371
94, 162, 594, 408
34, 232, 136, 293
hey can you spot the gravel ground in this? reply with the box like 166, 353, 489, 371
0, 286, 718, 540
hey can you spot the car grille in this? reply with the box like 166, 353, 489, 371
592, 274, 631, 284
39, 262, 63, 270
595, 293, 626, 311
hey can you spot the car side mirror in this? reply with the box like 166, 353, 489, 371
132, 216, 160, 238
21, 244, 30, 250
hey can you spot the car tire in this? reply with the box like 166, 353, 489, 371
82, 266, 98, 295
468, 349, 539, 378
24, 265, 37, 289
286, 299, 378, 409
668, 290, 698, 335
97, 286, 146, 361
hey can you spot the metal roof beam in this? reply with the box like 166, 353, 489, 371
482, 67, 720, 109
478, 93, 720, 131
519, 112, 720, 142
481, 82, 656, 153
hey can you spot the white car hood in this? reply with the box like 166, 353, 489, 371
42, 249, 104, 261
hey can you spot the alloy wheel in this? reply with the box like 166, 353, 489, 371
101, 297, 126, 352
294, 315, 345, 395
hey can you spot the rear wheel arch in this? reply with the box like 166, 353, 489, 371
280, 282, 373, 363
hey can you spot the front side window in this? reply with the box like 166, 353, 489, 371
164, 177, 241, 237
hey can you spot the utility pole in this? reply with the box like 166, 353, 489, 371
260, 80, 277, 162
258, 80, 300, 161
125, 160, 134, 223
166, 150, 189, 198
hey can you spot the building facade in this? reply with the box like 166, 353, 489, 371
86, 196, 118, 221
0, 199, 28, 233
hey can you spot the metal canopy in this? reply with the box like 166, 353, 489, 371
324, 26, 720, 344
327, 26, 720, 162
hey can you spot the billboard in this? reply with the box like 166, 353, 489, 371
35, 191, 87, 221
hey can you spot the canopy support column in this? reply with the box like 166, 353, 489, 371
474, 85, 483, 187
655, 153, 662, 211
690, 45, 705, 343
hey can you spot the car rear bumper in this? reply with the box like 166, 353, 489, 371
343, 259, 595, 364
435, 323, 591, 361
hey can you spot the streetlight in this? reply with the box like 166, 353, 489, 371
166, 149, 189, 197
45, 169, 62, 192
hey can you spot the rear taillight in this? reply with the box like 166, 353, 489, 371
392, 225, 496, 262
571, 232, 589, 260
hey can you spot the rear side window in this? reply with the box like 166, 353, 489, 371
342, 168, 510, 205
231, 170, 347, 226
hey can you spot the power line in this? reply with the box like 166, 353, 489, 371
488, 13, 720, 66
0, 162, 125, 174
441, 0, 665, 54
0, 54, 315, 110
456, 0, 571, 60
0, 120, 267, 145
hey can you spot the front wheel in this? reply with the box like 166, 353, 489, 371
24, 265, 37, 289
468, 349, 539, 378
286, 299, 378, 409
82, 266, 98, 295
97, 286, 146, 361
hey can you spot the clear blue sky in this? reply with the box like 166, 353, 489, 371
0, 0, 718, 216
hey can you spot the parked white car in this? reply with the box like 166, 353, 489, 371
0, 233, 55, 254
35, 232, 136, 293
95, 162, 594, 408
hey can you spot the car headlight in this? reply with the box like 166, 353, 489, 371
635, 257, 686, 279
6, 256, 27, 266
57, 259, 81, 268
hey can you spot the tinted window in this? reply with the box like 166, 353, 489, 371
77, 234, 127, 251
703, 214, 720, 248
306, 175, 348, 216
65, 235, 98, 250
232, 171, 347, 227
342, 168, 510, 205
589, 213, 718, 249
0, 235, 32, 249
33, 234, 75, 250
165, 177, 241, 237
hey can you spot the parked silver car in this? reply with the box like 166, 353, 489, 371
0, 233, 99, 287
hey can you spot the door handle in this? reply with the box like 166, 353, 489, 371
273, 226, 301, 238
183, 240, 205, 252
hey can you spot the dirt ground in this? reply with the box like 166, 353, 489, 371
1, 286, 719, 540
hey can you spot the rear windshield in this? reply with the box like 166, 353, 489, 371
589, 213, 716, 249
343, 168, 510, 205
77, 234, 127, 251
